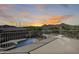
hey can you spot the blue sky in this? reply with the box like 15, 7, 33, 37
0, 4, 79, 26
14, 4, 79, 15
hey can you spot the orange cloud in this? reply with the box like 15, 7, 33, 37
35, 4, 46, 11
34, 16, 64, 25
47, 16, 64, 24
4, 15, 64, 27
20, 16, 64, 26
19, 12, 30, 17
0, 4, 14, 10
31, 15, 51, 20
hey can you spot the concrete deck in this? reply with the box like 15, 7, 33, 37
31, 36, 79, 54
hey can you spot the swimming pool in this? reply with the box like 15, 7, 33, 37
16, 38, 38, 48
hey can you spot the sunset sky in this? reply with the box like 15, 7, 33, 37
0, 4, 79, 26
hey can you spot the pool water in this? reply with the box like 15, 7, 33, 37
16, 38, 38, 48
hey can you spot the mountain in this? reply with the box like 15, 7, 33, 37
42, 23, 79, 30
0, 25, 16, 28
42, 23, 67, 29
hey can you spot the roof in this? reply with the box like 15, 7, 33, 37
0, 27, 26, 32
